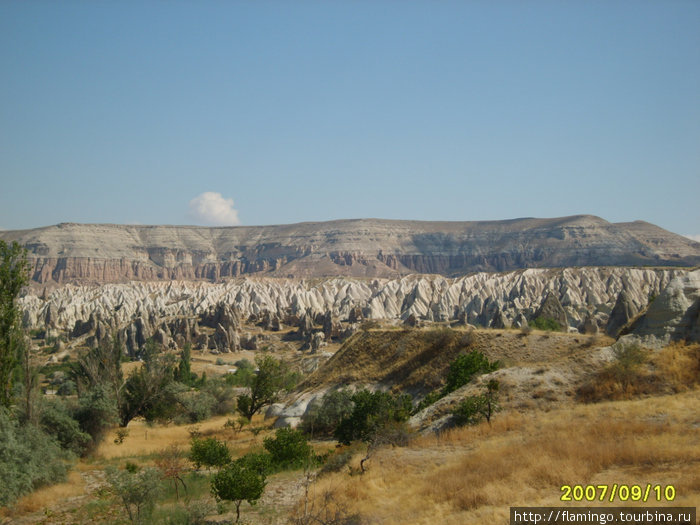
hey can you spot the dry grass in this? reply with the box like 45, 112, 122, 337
301, 389, 700, 525
299, 328, 606, 397
94, 414, 274, 460
578, 342, 700, 402
652, 342, 700, 391
2, 469, 86, 516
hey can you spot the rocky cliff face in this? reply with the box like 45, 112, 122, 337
3, 216, 699, 283
621, 269, 700, 347
19, 267, 684, 355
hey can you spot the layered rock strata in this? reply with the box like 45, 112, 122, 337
2, 216, 699, 283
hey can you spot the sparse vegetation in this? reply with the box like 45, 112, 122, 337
578, 341, 699, 402
106, 465, 163, 524
452, 379, 500, 426
300, 390, 700, 524
529, 316, 562, 331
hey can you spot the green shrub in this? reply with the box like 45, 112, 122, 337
39, 399, 91, 456
224, 359, 255, 387
200, 378, 237, 416
442, 351, 500, 396
263, 427, 314, 470
302, 389, 354, 437
334, 390, 413, 445
452, 395, 487, 426
237, 451, 273, 476
176, 389, 216, 424
57, 379, 77, 396
0, 408, 71, 506
73, 383, 119, 452
189, 437, 231, 470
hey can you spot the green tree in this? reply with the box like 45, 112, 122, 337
73, 383, 119, 452
0, 240, 29, 408
189, 437, 231, 470
236, 355, 296, 420
225, 358, 256, 386
210, 459, 266, 523
39, 399, 92, 456
119, 339, 176, 426
71, 335, 124, 402
175, 343, 196, 385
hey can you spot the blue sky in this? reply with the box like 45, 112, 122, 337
1, 1, 699, 239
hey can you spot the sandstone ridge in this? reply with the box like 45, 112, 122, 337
2, 216, 699, 283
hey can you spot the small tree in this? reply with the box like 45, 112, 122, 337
236, 355, 296, 420
189, 437, 231, 470
452, 380, 500, 426
119, 340, 176, 426
71, 335, 124, 402
154, 445, 188, 500
106, 465, 163, 524
611, 343, 648, 390
210, 459, 266, 523
175, 343, 196, 386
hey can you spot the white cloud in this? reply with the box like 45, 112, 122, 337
684, 234, 700, 243
188, 192, 241, 226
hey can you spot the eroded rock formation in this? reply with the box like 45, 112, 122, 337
18, 267, 683, 353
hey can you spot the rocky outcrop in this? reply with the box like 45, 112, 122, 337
3, 216, 699, 284
621, 269, 700, 347
18, 268, 684, 351
532, 292, 568, 330
606, 289, 640, 337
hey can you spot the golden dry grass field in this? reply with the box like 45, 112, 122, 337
300, 390, 700, 524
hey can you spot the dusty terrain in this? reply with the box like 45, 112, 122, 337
3, 324, 698, 524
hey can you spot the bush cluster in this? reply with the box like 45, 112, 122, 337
0, 408, 71, 506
